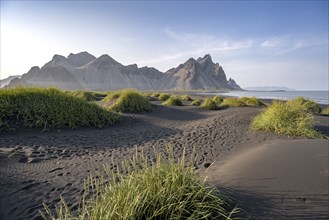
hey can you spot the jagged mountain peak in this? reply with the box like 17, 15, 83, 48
68, 51, 94, 58
45, 55, 68, 67
51, 54, 66, 62
197, 54, 213, 63
29, 66, 41, 72
166, 54, 241, 90
227, 78, 241, 90
182, 57, 197, 68
97, 54, 119, 64
67, 51, 96, 67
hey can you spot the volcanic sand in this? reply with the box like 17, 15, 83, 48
0, 101, 328, 219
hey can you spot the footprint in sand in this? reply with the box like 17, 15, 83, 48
20, 182, 40, 191
296, 197, 307, 203
48, 167, 64, 173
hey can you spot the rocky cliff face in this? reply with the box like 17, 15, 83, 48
165, 54, 240, 90
6, 52, 241, 91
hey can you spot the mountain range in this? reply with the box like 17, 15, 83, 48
0, 75, 21, 88
4, 52, 241, 91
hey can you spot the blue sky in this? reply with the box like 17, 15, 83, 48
1, 1, 328, 90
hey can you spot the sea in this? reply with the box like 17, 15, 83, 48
200, 90, 329, 105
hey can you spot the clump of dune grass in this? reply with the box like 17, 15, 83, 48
220, 98, 247, 107
181, 95, 193, 101
239, 97, 265, 107
251, 101, 322, 138
151, 92, 161, 98
200, 98, 218, 110
102, 91, 122, 103
321, 107, 329, 115
0, 87, 119, 131
288, 97, 321, 114
67, 90, 107, 101
213, 96, 223, 105
191, 99, 202, 106
158, 93, 171, 101
42, 147, 240, 220
162, 96, 183, 106
109, 90, 152, 113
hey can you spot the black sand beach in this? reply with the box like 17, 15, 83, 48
0, 100, 328, 219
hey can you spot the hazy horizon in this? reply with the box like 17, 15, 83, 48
1, 1, 328, 90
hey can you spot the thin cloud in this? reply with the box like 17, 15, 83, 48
163, 27, 195, 41
260, 35, 328, 55
137, 29, 327, 72
136, 40, 252, 66
213, 40, 254, 51
138, 28, 254, 66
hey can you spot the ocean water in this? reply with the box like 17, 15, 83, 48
200, 91, 329, 105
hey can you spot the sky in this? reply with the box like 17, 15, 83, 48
0, 1, 328, 90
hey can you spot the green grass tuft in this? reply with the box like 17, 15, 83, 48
181, 95, 193, 101
200, 98, 218, 110
288, 97, 321, 114
0, 87, 119, 131
212, 96, 223, 105
219, 97, 264, 108
109, 90, 152, 113
239, 97, 265, 107
151, 92, 161, 98
251, 101, 322, 138
162, 97, 183, 106
191, 99, 202, 106
102, 91, 122, 103
321, 106, 329, 115
42, 147, 240, 220
158, 94, 171, 101
67, 90, 106, 101
220, 98, 246, 107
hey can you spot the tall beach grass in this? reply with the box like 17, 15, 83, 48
321, 106, 329, 115
251, 100, 322, 138
200, 98, 217, 110
0, 87, 119, 131
287, 97, 321, 114
239, 97, 265, 107
42, 147, 240, 220
104, 90, 152, 113
67, 90, 107, 101
162, 96, 183, 106
158, 94, 171, 101
191, 99, 202, 106
181, 95, 193, 101
220, 97, 265, 107
212, 96, 223, 105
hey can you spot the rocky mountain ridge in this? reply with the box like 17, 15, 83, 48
6, 52, 241, 91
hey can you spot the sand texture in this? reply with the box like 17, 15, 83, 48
208, 139, 329, 219
0, 102, 328, 219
